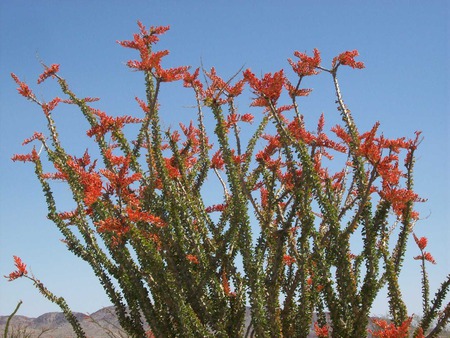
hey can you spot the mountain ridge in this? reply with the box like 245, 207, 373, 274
0, 306, 131, 338
1, 307, 389, 337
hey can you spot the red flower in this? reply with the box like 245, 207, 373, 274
11, 148, 39, 163
369, 317, 412, 338
287, 119, 315, 144
285, 81, 312, 98
135, 97, 150, 113
240, 113, 254, 123
100, 153, 142, 201
288, 48, 321, 77
41, 97, 61, 116
230, 150, 247, 165
127, 49, 169, 71
162, 157, 181, 178
5, 256, 28, 281
414, 252, 436, 264
57, 209, 79, 221
379, 186, 420, 219
415, 328, 425, 338
22, 132, 45, 146
211, 150, 225, 170
95, 217, 130, 245
205, 203, 227, 213
331, 124, 352, 145
186, 254, 199, 264
205, 67, 245, 100
243, 69, 285, 107
413, 233, 428, 251
64, 97, 100, 104
179, 121, 202, 150
314, 322, 329, 338
183, 68, 204, 93
118, 22, 170, 50
11, 73, 34, 99
226, 113, 240, 128
126, 208, 165, 227
332, 50, 365, 69
66, 156, 103, 207
87, 109, 141, 138
37, 64, 60, 84
222, 270, 235, 296
146, 330, 156, 338
118, 22, 187, 82
155, 65, 189, 82
283, 255, 296, 266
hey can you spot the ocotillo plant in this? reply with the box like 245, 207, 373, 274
7, 22, 449, 337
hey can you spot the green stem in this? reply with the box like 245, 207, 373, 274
3, 300, 23, 338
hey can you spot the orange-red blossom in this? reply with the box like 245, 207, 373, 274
413, 233, 436, 264
5, 256, 28, 281
314, 322, 329, 338
369, 317, 417, 338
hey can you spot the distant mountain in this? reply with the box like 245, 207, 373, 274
0, 306, 131, 338
0, 307, 386, 337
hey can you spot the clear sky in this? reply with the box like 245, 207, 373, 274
0, 1, 448, 318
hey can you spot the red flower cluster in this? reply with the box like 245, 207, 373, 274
163, 157, 182, 179
288, 48, 321, 77
61, 97, 100, 105
204, 67, 246, 103
126, 208, 165, 227
106, 152, 146, 189
186, 254, 199, 264
118, 22, 187, 82
282, 254, 296, 266
41, 97, 61, 116
87, 109, 141, 139
67, 155, 103, 207
414, 251, 436, 265
37, 64, 60, 84
11, 73, 34, 99
23, 132, 45, 146
205, 203, 227, 213
413, 233, 428, 251
241, 113, 254, 123
135, 96, 150, 113
88, 150, 165, 243
314, 322, 329, 338
5, 256, 28, 281
332, 50, 365, 69
333, 121, 423, 219
11, 148, 39, 163
179, 121, 204, 154
183, 68, 203, 91
221, 270, 236, 297
118, 21, 170, 49
96, 217, 128, 240
211, 150, 225, 170
288, 115, 346, 153
369, 317, 413, 338
379, 186, 421, 219
243, 69, 285, 107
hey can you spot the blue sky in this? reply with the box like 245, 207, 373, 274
0, 1, 448, 318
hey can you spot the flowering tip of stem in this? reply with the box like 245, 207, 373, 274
37, 64, 60, 84
5, 256, 28, 281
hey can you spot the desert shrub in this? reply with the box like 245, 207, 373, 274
6, 22, 449, 337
